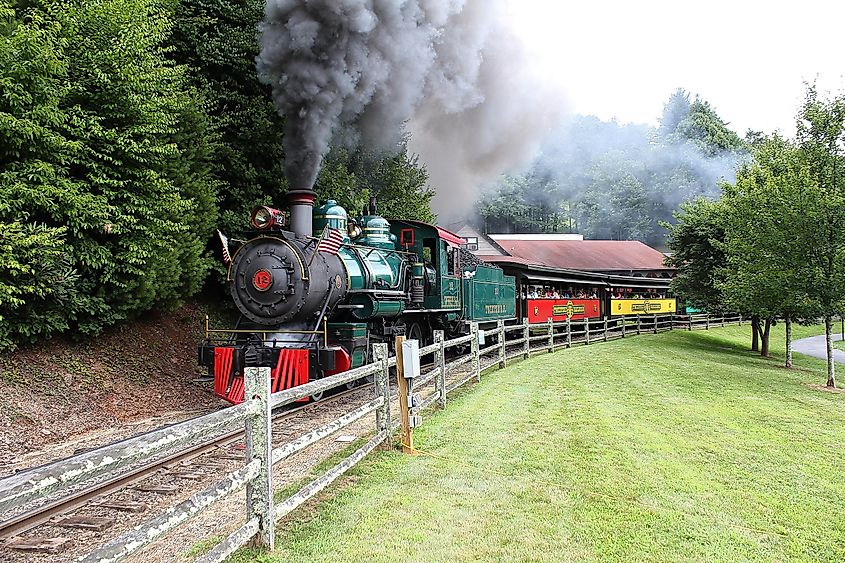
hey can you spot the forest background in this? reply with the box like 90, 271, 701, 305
0, 0, 772, 351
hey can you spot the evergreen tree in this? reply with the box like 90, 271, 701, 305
0, 0, 217, 348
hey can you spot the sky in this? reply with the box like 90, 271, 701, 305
509, 0, 845, 137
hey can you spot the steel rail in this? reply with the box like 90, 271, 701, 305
0, 386, 366, 541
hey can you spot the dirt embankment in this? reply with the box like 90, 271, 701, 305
0, 300, 231, 474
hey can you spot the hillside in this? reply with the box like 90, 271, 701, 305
0, 300, 229, 474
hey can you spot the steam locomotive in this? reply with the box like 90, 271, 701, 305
198, 190, 516, 404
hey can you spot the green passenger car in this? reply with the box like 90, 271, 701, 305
462, 264, 516, 322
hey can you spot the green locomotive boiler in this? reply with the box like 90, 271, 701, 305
199, 192, 515, 403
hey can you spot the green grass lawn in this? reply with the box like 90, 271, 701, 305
231, 323, 845, 562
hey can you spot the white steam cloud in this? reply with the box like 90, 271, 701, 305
257, 0, 565, 216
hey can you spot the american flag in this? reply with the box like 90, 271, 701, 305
317, 228, 344, 255
217, 229, 231, 264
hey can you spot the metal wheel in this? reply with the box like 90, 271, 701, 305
406, 321, 424, 343
310, 389, 325, 402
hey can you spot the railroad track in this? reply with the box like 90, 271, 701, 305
0, 384, 371, 555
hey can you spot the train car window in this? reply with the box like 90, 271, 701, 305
446, 245, 458, 275
422, 238, 436, 266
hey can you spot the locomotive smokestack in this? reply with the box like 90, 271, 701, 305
287, 189, 316, 238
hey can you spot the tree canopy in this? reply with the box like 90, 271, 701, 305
0, 0, 436, 350
667, 86, 845, 384
477, 90, 747, 247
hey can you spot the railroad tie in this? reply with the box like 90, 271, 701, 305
91, 500, 148, 513
6, 536, 72, 554
52, 515, 115, 531
132, 483, 181, 494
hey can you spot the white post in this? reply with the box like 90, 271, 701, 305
637, 314, 641, 335
547, 317, 554, 353
434, 332, 446, 408
522, 318, 530, 359
585, 317, 591, 345
471, 322, 480, 382
244, 366, 275, 550
603, 318, 608, 342
654, 315, 658, 334
566, 317, 572, 348
621, 317, 626, 338
498, 320, 506, 368
373, 344, 391, 443
706, 315, 710, 330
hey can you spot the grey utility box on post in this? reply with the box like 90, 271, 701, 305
402, 339, 421, 380
402, 339, 422, 428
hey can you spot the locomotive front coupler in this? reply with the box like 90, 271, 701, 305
243, 345, 277, 368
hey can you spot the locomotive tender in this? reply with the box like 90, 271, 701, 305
199, 190, 516, 404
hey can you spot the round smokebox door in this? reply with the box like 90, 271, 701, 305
230, 238, 307, 325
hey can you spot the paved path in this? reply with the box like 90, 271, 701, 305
793, 333, 845, 364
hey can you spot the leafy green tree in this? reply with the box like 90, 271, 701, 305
664, 198, 728, 313
721, 136, 814, 361
658, 88, 692, 139
169, 0, 287, 239
348, 143, 435, 222
792, 86, 845, 386
670, 99, 746, 156
0, 0, 217, 348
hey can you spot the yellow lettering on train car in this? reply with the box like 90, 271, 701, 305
610, 298, 676, 316
552, 301, 585, 318
443, 296, 460, 307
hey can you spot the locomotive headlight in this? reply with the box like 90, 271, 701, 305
250, 206, 277, 229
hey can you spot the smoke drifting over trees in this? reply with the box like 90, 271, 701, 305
478, 90, 747, 246
257, 0, 563, 210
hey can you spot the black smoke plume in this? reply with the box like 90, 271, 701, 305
257, 0, 564, 210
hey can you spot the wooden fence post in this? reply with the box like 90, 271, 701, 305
603, 318, 608, 342
689, 316, 692, 331
395, 335, 413, 454
244, 366, 275, 551
706, 315, 710, 330
566, 317, 572, 347
471, 322, 480, 382
721, 315, 725, 327
637, 314, 641, 335
585, 317, 590, 345
654, 315, 658, 334
522, 318, 530, 359
372, 344, 391, 432
497, 320, 506, 368
434, 331, 446, 409
621, 317, 626, 338
739, 314, 742, 326
547, 317, 554, 353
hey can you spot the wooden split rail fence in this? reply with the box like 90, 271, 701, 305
0, 312, 742, 561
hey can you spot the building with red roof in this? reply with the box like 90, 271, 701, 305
483, 234, 672, 277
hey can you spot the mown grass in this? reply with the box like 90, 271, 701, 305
232, 323, 845, 562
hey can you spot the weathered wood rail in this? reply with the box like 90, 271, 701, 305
0, 311, 741, 561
